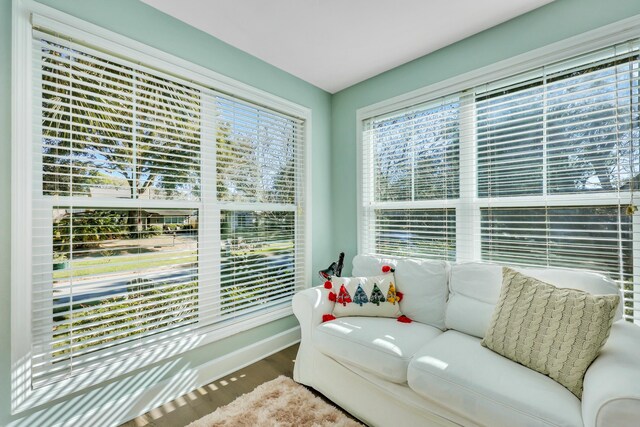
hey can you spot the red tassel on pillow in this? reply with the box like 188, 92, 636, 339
397, 315, 412, 323
396, 291, 404, 302
324, 281, 333, 289
381, 265, 395, 273
328, 291, 337, 302
322, 314, 336, 323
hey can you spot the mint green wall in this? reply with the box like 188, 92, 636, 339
331, 0, 640, 274
0, 0, 332, 425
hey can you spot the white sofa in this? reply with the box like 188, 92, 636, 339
292, 255, 640, 427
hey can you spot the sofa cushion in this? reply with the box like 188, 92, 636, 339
482, 267, 619, 398
314, 316, 442, 383
408, 330, 583, 427
446, 262, 622, 338
352, 255, 449, 329
330, 273, 403, 318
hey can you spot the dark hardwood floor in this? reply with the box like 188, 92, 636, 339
119, 343, 299, 427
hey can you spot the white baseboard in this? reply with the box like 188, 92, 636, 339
9, 326, 300, 427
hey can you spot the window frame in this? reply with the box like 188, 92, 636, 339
357, 13, 640, 317
11, 0, 312, 413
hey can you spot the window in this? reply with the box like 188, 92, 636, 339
361, 97, 460, 259
361, 40, 640, 324
216, 95, 304, 317
26, 24, 308, 388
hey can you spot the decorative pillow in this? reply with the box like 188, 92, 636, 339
481, 267, 620, 398
323, 268, 410, 322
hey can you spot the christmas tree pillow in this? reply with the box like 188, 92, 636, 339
327, 272, 404, 319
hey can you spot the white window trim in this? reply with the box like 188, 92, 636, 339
11, 0, 312, 413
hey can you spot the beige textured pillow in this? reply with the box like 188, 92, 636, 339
481, 267, 619, 398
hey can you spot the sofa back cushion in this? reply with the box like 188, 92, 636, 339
446, 262, 623, 338
352, 255, 449, 330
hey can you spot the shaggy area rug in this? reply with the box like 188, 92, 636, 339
185, 376, 363, 427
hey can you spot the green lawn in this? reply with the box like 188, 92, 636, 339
53, 251, 198, 279
53, 240, 294, 279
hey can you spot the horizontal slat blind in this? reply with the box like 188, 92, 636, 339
362, 97, 460, 260
361, 40, 640, 324
477, 77, 544, 197
480, 206, 632, 271
372, 208, 456, 259
31, 28, 306, 387
215, 94, 305, 321
215, 94, 304, 205
37, 32, 202, 201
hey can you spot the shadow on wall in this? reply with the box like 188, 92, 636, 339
8, 336, 201, 427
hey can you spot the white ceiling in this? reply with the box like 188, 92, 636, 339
142, 0, 554, 93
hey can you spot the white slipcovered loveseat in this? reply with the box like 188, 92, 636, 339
292, 255, 640, 427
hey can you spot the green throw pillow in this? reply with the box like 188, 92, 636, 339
481, 267, 620, 398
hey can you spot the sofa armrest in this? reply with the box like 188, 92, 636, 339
292, 286, 334, 340
582, 320, 640, 427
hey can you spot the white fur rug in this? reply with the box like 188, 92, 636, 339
185, 376, 362, 427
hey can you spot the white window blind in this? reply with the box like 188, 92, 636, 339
31, 28, 306, 387
361, 40, 640, 324
215, 95, 305, 318
361, 97, 460, 260
477, 43, 639, 323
